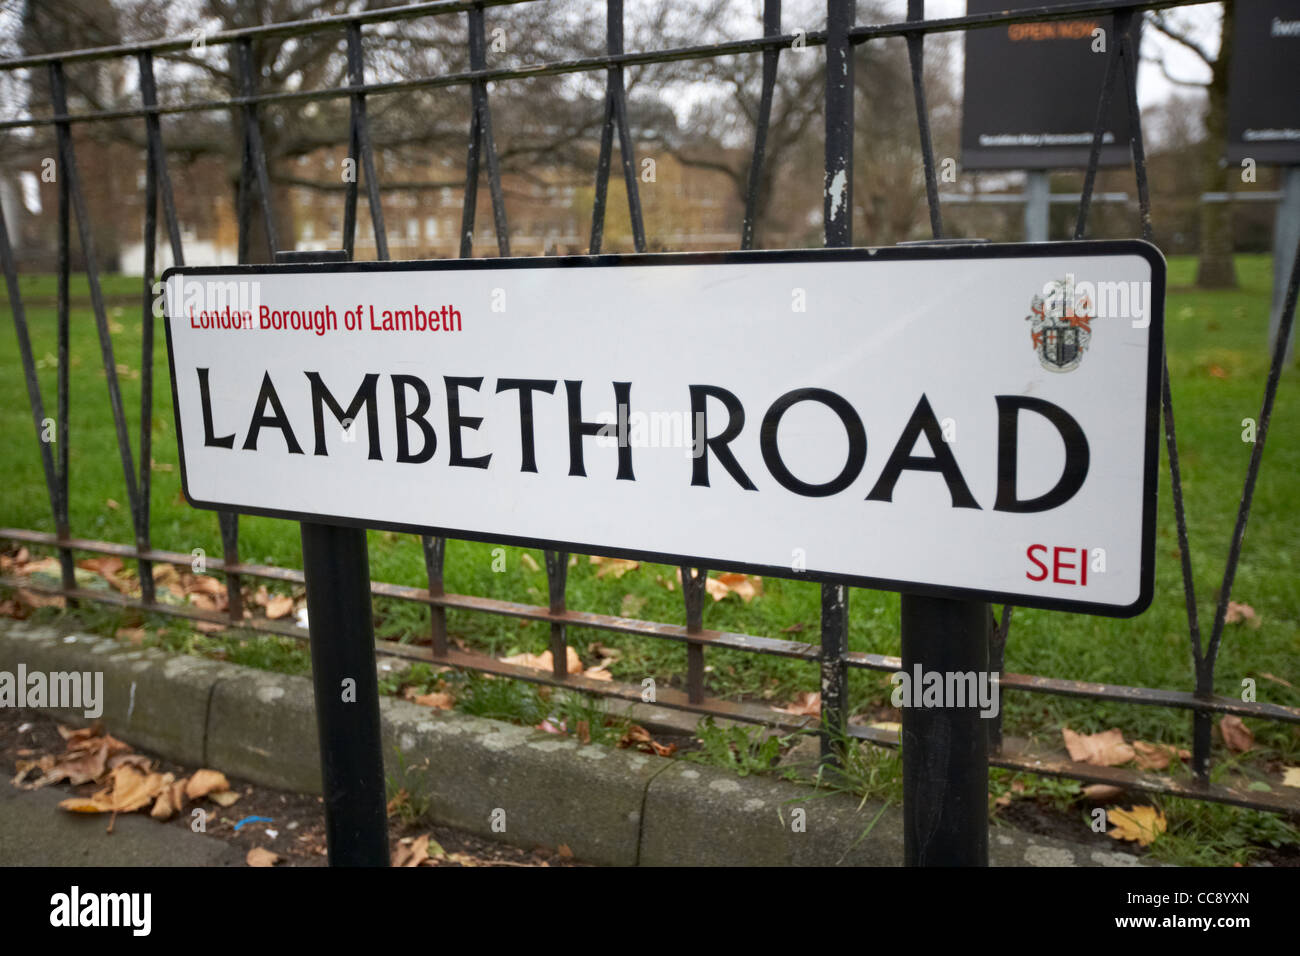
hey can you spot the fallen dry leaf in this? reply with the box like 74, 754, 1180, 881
210, 789, 241, 807
591, 555, 639, 579
265, 594, 295, 619
714, 572, 763, 603
618, 724, 677, 757
500, 646, 582, 675
1224, 602, 1261, 629
59, 764, 169, 815
185, 768, 230, 800
115, 627, 146, 645
17, 588, 65, 609
1259, 672, 1295, 690
394, 834, 433, 867
409, 690, 454, 710
1082, 784, 1124, 802
246, 847, 279, 867
582, 666, 613, 681
519, 552, 540, 572
557, 844, 573, 859
772, 691, 820, 718
1281, 767, 1300, 789
1218, 715, 1254, 753
1107, 806, 1167, 847
1132, 740, 1189, 771
1062, 727, 1135, 767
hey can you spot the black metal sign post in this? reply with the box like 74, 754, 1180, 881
900, 595, 991, 867
277, 251, 389, 867
300, 521, 390, 867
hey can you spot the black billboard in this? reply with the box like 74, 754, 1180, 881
1226, 0, 1300, 165
961, 0, 1136, 170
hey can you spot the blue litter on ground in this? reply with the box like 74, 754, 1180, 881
234, 815, 274, 832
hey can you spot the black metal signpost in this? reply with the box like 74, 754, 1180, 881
278, 250, 389, 867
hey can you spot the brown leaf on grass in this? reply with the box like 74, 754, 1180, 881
714, 572, 764, 603
582, 667, 613, 682
1224, 602, 1261, 629
1218, 715, 1254, 753
618, 725, 677, 757
772, 691, 820, 718
265, 595, 295, 619
185, 769, 230, 800
1132, 741, 1190, 771
194, 620, 225, 634
1282, 767, 1300, 789
1062, 727, 1135, 767
576, 720, 591, 745
1260, 672, 1295, 690
17, 588, 65, 609
1107, 806, 1167, 847
151, 564, 179, 587
782, 623, 806, 634
246, 847, 280, 867
116, 627, 147, 645
409, 690, 454, 710
519, 552, 540, 572
1082, 784, 1124, 802
500, 647, 582, 675
590, 555, 639, 579
187, 574, 225, 597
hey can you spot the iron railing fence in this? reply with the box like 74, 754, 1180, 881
1, 0, 1297, 816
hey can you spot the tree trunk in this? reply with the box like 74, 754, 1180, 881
1196, 1, 1236, 289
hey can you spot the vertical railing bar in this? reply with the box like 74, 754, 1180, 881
607, 0, 645, 252
136, 77, 159, 606
818, 0, 855, 767
346, 22, 388, 261
588, 84, 616, 254
422, 536, 448, 656
1118, 14, 1152, 244
0, 202, 66, 574
1073, 19, 1123, 239
544, 551, 569, 681
139, 51, 184, 265
467, 4, 511, 256
235, 37, 280, 256
458, 41, 484, 258
906, 0, 943, 240
54, 88, 75, 594
741, 0, 781, 251
49, 62, 145, 572
987, 605, 1012, 755
342, 91, 360, 261
1203, 237, 1300, 685
681, 565, 707, 704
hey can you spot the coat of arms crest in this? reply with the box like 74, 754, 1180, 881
1027, 274, 1093, 372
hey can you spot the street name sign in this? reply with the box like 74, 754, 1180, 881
163, 242, 1164, 616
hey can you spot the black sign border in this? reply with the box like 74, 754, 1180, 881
162, 240, 1165, 618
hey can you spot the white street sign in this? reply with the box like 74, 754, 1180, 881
164, 242, 1164, 615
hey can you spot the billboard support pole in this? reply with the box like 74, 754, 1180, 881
1025, 170, 1050, 242
901, 593, 991, 866
283, 249, 390, 867
1270, 165, 1300, 364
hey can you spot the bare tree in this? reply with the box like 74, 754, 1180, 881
1145, 2, 1236, 289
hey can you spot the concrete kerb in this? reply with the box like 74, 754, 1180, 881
0, 618, 1149, 867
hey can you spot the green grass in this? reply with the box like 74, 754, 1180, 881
1, 254, 1298, 859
